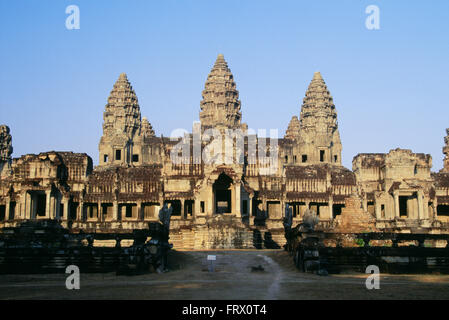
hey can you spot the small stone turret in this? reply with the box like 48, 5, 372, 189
285, 116, 300, 140
442, 128, 449, 172
199, 54, 247, 131
141, 117, 155, 138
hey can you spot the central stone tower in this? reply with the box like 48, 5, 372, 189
199, 54, 247, 132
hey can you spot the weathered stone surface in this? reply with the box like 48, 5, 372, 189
333, 193, 378, 233
199, 54, 247, 131
98, 73, 159, 167
353, 148, 436, 224
297, 72, 342, 165
280, 72, 342, 167
0, 125, 12, 162
141, 117, 155, 138
284, 116, 300, 140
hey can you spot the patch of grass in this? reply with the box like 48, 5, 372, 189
355, 238, 365, 247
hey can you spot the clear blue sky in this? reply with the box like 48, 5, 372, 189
0, 0, 448, 170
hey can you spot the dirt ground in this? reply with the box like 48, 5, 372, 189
0, 249, 449, 300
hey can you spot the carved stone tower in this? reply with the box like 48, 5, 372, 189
297, 72, 342, 165
442, 128, 449, 172
199, 54, 247, 132
99, 73, 142, 166
284, 116, 300, 140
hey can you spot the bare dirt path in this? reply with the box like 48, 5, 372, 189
1, 249, 449, 299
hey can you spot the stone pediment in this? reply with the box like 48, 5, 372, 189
110, 135, 129, 146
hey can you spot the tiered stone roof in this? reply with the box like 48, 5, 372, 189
199, 54, 244, 130
294, 72, 342, 164
299, 72, 338, 136
102, 73, 141, 139
284, 116, 300, 140
141, 117, 155, 137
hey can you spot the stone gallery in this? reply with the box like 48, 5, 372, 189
1, 54, 448, 249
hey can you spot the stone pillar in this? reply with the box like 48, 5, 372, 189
208, 188, 213, 216
78, 201, 84, 221
53, 196, 58, 219
394, 191, 400, 219
25, 192, 31, 219
249, 196, 254, 226
181, 200, 185, 219
193, 199, 199, 220
137, 201, 143, 221
45, 190, 51, 219
63, 198, 69, 221
235, 183, 241, 218
417, 190, 424, 219
19, 194, 25, 220
5, 198, 10, 221
375, 200, 381, 220
98, 202, 102, 222
328, 197, 333, 220
113, 201, 118, 221
278, 198, 285, 219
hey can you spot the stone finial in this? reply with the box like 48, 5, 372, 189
0, 125, 12, 161
313, 71, 323, 80
443, 128, 449, 172
285, 116, 300, 140
102, 73, 141, 139
199, 54, 244, 131
141, 117, 155, 137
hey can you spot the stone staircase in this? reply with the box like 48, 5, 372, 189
169, 215, 286, 250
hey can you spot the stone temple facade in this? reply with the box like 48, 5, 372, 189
1, 54, 449, 249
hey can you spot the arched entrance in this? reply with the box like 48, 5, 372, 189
213, 173, 233, 214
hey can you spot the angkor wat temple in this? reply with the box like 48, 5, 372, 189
1, 54, 449, 249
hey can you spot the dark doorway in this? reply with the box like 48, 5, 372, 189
69, 201, 78, 220
9, 202, 16, 220
437, 205, 449, 216
213, 173, 232, 214
332, 204, 345, 218
164, 200, 182, 216
36, 194, 46, 217
0, 205, 5, 221
288, 202, 306, 218
184, 200, 194, 218
242, 200, 248, 215
399, 196, 408, 217
320, 150, 325, 162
